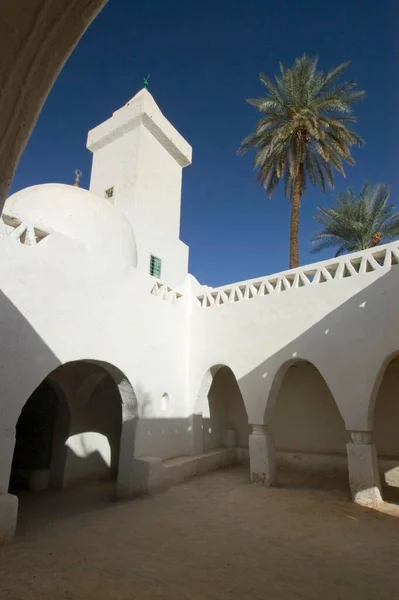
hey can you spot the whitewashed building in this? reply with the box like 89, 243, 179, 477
0, 89, 398, 543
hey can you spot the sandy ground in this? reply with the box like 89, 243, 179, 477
1, 466, 399, 600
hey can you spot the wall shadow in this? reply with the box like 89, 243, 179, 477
237, 268, 399, 499
202, 366, 250, 452
0, 291, 142, 536
270, 361, 349, 492
374, 354, 399, 505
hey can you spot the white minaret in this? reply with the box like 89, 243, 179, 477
87, 88, 192, 286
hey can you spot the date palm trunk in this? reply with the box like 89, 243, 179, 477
289, 167, 303, 269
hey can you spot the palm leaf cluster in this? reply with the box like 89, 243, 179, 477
239, 54, 364, 198
312, 183, 399, 256
239, 54, 365, 267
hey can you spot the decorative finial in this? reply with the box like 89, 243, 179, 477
73, 169, 82, 187
143, 74, 150, 89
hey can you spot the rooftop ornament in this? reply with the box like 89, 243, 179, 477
73, 169, 82, 187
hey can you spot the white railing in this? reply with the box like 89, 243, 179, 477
0, 214, 49, 245
196, 242, 399, 308
150, 281, 183, 304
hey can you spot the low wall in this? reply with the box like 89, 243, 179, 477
237, 448, 347, 475
237, 448, 399, 487
121, 448, 237, 498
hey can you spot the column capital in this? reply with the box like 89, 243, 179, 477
251, 424, 267, 436
350, 431, 372, 445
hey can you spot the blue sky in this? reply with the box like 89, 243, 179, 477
11, 0, 398, 287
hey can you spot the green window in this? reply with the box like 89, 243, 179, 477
150, 254, 162, 278
104, 186, 114, 199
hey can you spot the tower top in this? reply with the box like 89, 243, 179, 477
87, 88, 192, 168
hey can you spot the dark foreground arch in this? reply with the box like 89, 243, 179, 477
0, 0, 107, 209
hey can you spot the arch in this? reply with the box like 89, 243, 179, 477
267, 359, 348, 490
0, 0, 107, 210
9, 379, 70, 492
194, 364, 228, 417
195, 364, 250, 453
160, 393, 169, 414
7, 358, 137, 505
367, 350, 399, 426
264, 358, 346, 425
371, 352, 399, 503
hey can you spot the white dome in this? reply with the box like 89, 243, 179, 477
3, 184, 137, 267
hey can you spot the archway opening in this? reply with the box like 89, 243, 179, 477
374, 355, 399, 504
203, 366, 250, 454
8, 360, 132, 532
61, 369, 122, 489
270, 361, 349, 492
9, 380, 64, 493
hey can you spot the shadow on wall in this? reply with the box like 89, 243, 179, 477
237, 268, 399, 498
203, 366, 251, 452
61, 369, 123, 487
9, 380, 62, 491
0, 291, 141, 539
0, 290, 62, 496
374, 355, 399, 504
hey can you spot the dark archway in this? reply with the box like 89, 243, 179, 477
269, 361, 349, 492
9, 379, 68, 492
8, 359, 136, 533
373, 354, 399, 504
202, 366, 250, 453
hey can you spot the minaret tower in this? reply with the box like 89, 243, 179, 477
86, 87, 192, 286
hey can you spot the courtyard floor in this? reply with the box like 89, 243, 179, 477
1, 466, 399, 600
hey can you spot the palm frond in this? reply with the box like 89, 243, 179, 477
239, 55, 365, 204
312, 183, 399, 256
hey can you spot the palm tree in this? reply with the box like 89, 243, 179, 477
312, 182, 399, 256
238, 54, 365, 268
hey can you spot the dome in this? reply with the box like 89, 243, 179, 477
3, 184, 137, 267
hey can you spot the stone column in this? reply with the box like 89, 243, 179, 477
347, 431, 382, 505
249, 424, 276, 486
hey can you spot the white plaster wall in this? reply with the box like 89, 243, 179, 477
2, 189, 399, 496
87, 89, 191, 244
134, 418, 192, 460
0, 229, 190, 494
88, 115, 189, 286
89, 126, 141, 208
188, 249, 399, 433
134, 125, 183, 239
270, 363, 348, 454
128, 210, 189, 288
4, 184, 137, 271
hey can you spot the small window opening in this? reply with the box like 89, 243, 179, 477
160, 393, 169, 413
105, 186, 114, 200
150, 254, 162, 278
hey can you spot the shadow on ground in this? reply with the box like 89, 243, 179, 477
2, 467, 399, 600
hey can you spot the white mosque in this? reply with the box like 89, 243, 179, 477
0, 88, 398, 543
